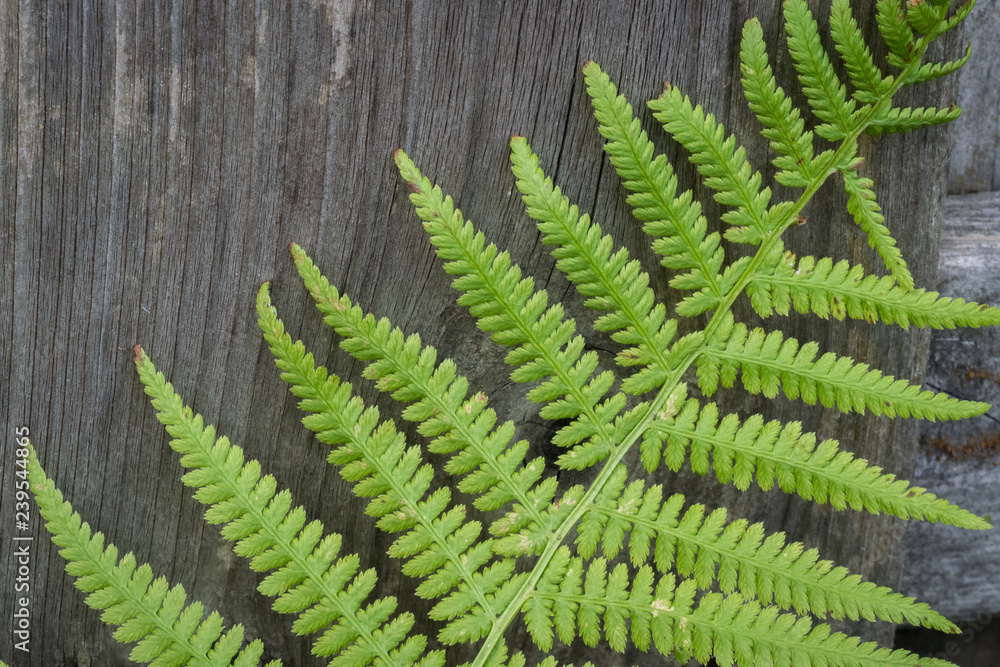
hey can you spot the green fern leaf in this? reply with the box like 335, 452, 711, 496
27, 447, 282, 667
581, 61, 726, 314
256, 285, 523, 645
700, 314, 989, 419
877, 0, 916, 68
639, 398, 989, 527
529, 554, 960, 667
579, 465, 963, 631
133, 350, 444, 667
648, 83, 773, 245
868, 104, 963, 136
906, 0, 946, 35
394, 149, 636, 471
287, 244, 555, 536
908, 42, 972, 84
938, 0, 977, 38
739, 18, 828, 189
509, 135, 682, 395
748, 254, 1000, 327
830, 0, 893, 105
840, 166, 913, 288
784, 0, 857, 140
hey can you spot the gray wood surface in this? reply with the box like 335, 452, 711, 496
949, 0, 1000, 194
901, 191, 1000, 621
0, 1, 976, 665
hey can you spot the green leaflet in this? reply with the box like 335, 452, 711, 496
699, 313, 989, 419
784, 0, 857, 141
578, 466, 961, 629
256, 282, 525, 645
748, 253, 1000, 327
30, 2, 991, 667
134, 350, 443, 667
582, 61, 726, 313
28, 446, 282, 667
528, 550, 959, 667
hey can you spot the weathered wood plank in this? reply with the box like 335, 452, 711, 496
949, 0, 1000, 194
901, 191, 1000, 621
0, 1, 975, 665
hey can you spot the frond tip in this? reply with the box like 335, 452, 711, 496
27, 446, 282, 667
133, 347, 445, 667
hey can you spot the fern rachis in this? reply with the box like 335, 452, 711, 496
24, 2, 996, 666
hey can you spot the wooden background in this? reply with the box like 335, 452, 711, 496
0, 0, 989, 665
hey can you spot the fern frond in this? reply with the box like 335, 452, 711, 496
876, 0, 916, 68
256, 285, 524, 645
648, 84, 773, 246
739, 19, 826, 189
27, 447, 282, 667
748, 254, 1000, 327
907, 42, 972, 85
394, 149, 640, 471
868, 104, 963, 136
581, 61, 726, 315
784, 0, 857, 141
578, 465, 962, 631
699, 315, 989, 419
528, 550, 960, 667
134, 350, 444, 667
638, 395, 989, 527
840, 167, 913, 288
830, 0, 893, 105
509, 135, 681, 396
288, 243, 554, 532
937, 0, 976, 40
905, 0, 945, 35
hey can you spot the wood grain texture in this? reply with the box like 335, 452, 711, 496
901, 191, 1000, 621
0, 1, 973, 665
948, 0, 1000, 194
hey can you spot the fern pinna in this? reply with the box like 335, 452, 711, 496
27, 1, 993, 666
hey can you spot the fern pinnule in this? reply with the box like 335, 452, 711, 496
868, 104, 964, 135
784, 0, 857, 141
287, 245, 539, 515
578, 465, 960, 631
581, 61, 726, 316
841, 167, 913, 288
747, 253, 1000, 327
876, 0, 916, 68
698, 313, 990, 419
286, 244, 566, 550
27, 447, 281, 667
639, 394, 989, 528
133, 348, 442, 667
509, 135, 682, 397
830, 0, 892, 106
737, 21, 827, 190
